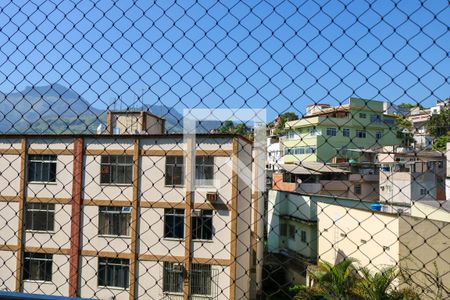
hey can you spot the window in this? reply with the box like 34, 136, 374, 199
163, 262, 184, 293
326, 128, 337, 136
383, 246, 390, 251
192, 210, 213, 240
28, 155, 57, 183
420, 188, 427, 196
100, 155, 133, 184
288, 224, 295, 240
280, 223, 287, 236
354, 184, 362, 195
24, 253, 52, 281
343, 128, 350, 137
359, 113, 367, 119
26, 203, 55, 231
301, 230, 307, 243
98, 258, 129, 289
310, 128, 320, 136
195, 156, 214, 185
383, 118, 395, 126
165, 156, 184, 186
376, 131, 383, 140
356, 130, 366, 138
191, 264, 212, 296
286, 131, 298, 140
164, 209, 185, 239
370, 114, 382, 123
306, 147, 316, 154
98, 206, 131, 236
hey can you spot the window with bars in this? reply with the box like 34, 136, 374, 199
165, 156, 184, 186
25, 203, 55, 232
98, 206, 131, 237
164, 208, 185, 239
98, 257, 129, 289
100, 155, 133, 184
195, 156, 214, 186
23, 253, 53, 282
192, 210, 213, 241
28, 155, 57, 183
191, 264, 213, 296
163, 262, 184, 294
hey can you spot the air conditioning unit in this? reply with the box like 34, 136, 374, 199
206, 191, 218, 203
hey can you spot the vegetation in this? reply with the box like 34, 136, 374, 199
288, 259, 420, 300
395, 117, 414, 147
398, 103, 424, 110
272, 112, 299, 136
217, 120, 251, 137
426, 108, 450, 151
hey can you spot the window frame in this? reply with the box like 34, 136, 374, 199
192, 210, 213, 241
98, 206, 132, 237
28, 155, 57, 183
300, 230, 307, 243
343, 128, 350, 137
97, 257, 130, 289
354, 183, 362, 195
359, 113, 367, 119
326, 128, 337, 136
356, 130, 367, 139
100, 155, 133, 185
288, 224, 295, 240
23, 252, 53, 282
164, 208, 185, 239
163, 262, 184, 294
25, 203, 55, 232
195, 156, 214, 186
191, 264, 213, 296
165, 156, 184, 186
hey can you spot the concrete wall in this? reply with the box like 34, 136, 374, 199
399, 216, 450, 299
317, 203, 400, 272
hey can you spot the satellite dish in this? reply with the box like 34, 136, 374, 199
297, 178, 302, 184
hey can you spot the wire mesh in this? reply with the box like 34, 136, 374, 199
0, 0, 449, 299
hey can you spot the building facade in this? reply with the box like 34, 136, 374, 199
317, 202, 450, 299
0, 134, 253, 300
282, 98, 401, 163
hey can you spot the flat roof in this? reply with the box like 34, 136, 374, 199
0, 133, 253, 144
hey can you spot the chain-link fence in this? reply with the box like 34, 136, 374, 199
0, 0, 449, 299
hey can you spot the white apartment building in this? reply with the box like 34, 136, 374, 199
0, 133, 253, 300
317, 202, 450, 299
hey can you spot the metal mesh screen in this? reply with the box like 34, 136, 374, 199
0, 0, 449, 299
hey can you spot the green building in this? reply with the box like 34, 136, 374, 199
283, 98, 401, 163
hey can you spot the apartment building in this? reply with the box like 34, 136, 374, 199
0, 133, 253, 300
317, 202, 450, 299
378, 147, 446, 202
272, 162, 379, 201
267, 192, 377, 262
282, 98, 401, 163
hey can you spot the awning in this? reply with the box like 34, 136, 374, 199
279, 164, 321, 175
301, 161, 350, 173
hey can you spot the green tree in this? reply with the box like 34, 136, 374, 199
219, 120, 235, 133
273, 112, 299, 136
398, 103, 424, 110
426, 108, 450, 137
395, 117, 414, 147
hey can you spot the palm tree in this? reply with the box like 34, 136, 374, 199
310, 258, 360, 300
357, 267, 397, 300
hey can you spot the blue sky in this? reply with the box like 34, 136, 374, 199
0, 0, 448, 120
